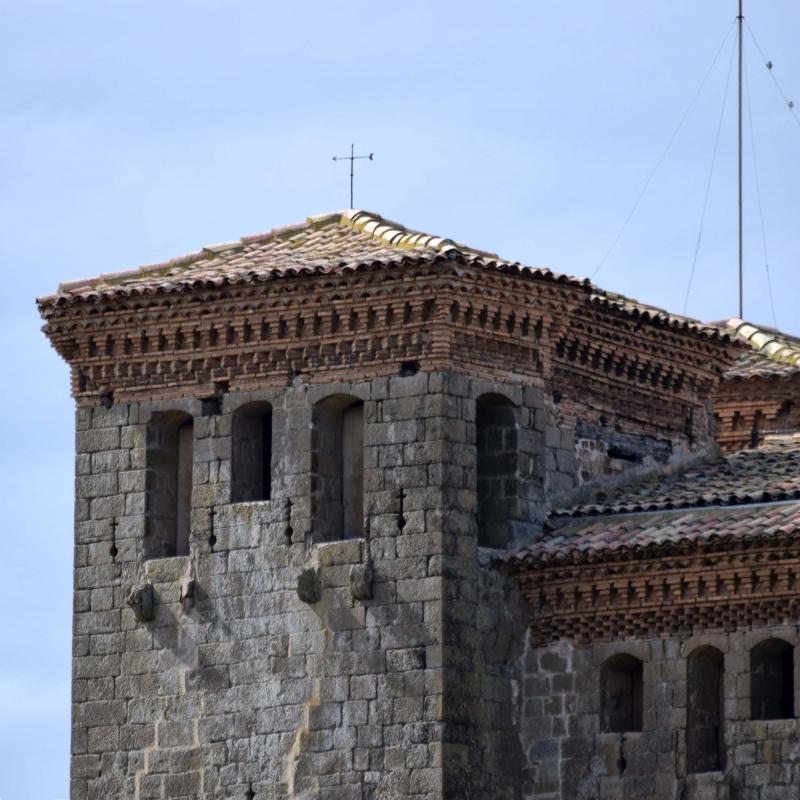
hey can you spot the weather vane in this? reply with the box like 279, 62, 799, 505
332, 144, 374, 208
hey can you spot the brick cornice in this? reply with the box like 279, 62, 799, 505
714, 373, 800, 452
40, 260, 736, 428
513, 536, 800, 645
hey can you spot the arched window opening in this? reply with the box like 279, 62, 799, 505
751, 639, 795, 720
601, 654, 643, 733
312, 395, 364, 541
775, 401, 795, 433
687, 647, 725, 773
231, 402, 273, 503
476, 393, 519, 548
750, 410, 764, 448
145, 412, 193, 559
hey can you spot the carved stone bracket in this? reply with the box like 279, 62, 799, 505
180, 578, 196, 613
350, 561, 374, 601
297, 567, 321, 604
127, 583, 155, 622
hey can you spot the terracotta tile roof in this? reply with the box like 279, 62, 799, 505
506, 501, 800, 566
37, 210, 589, 308
557, 438, 800, 517
716, 318, 800, 379
507, 438, 800, 566
591, 290, 729, 339
34, 210, 734, 344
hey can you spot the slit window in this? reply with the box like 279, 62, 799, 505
312, 396, 364, 541
750, 410, 764, 448
687, 647, 725, 773
751, 639, 795, 720
601, 654, 644, 733
145, 412, 193, 559
231, 402, 273, 502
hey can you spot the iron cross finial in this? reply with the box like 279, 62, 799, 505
332, 144, 374, 208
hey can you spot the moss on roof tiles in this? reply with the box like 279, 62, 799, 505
36, 210, 735, 346
717, 317, 800, 379
506, 500, 800, 567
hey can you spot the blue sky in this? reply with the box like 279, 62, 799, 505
1, 1, 799, 797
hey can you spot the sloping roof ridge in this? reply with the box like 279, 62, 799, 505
340, 209, 502, 260
556, 496, 800, 523
46, 209, 506, 301
716, 317, 800, 367
34, 211, 738, 350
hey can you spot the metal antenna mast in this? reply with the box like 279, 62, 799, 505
332, 144, 374, 208
738, 0, 744, 318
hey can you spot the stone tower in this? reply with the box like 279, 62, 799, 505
39, 210, 739, 799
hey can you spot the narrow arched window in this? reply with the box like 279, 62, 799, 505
312, 395, 364, 541
476, 393, 518, 548
775, 401, 795, 433
601, 654, 643, 733
341, 402, 365, 537
751, 639, 795, 720
750, 410, 764, 448
687, 647, 724, 773
231, 402, 273, 502
145, 412, 193, 559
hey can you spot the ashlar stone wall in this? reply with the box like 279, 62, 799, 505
522, 629, 800, 800
70, 370, 556, 800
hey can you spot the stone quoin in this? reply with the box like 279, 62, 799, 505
38, 210, 800, 799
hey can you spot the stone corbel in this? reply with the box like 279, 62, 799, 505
350, 561, 374, 601
297, 567, 321, 604
127, 583, 155, 622
180, 578, 196, 613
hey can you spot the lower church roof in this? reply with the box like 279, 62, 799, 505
507, 501, 800, 567
507, 437, 800, 569
557, 438, 800, 517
